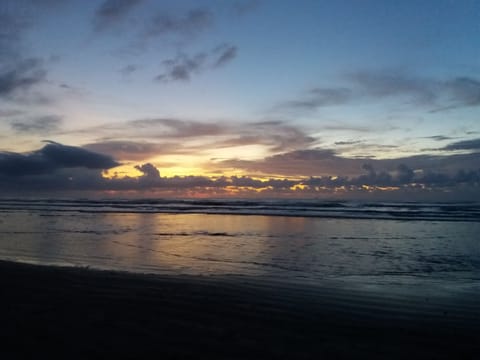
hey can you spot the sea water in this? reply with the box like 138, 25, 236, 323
0, 198, 479, 288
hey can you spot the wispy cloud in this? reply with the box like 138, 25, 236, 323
145, 7, 213, 39
155, 52, 207, 82
93, 0, 144, 32
155, 44, 238, 82
432, 77, 480, 112
119, 64, 138, 77
10, 115, 62, 134
231, 0, 262, 16
424, 135, 455, 141
129, 118, 226, 137
276, 70, 480, 114
212, 44, 237, 68
78, 118, 316, 162
348, 70, 437, 104
278, 88, 352, 112
83, 140, 164, 161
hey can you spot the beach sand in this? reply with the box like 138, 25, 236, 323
1, 260, 479, 359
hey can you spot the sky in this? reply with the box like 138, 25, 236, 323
0, 0, 479, 199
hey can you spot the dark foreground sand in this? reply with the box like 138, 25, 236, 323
1, 260, 479, 359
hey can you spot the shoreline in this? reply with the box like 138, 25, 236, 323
2, 260, 479, 359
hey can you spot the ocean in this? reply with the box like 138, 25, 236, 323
1, 198, 479, 288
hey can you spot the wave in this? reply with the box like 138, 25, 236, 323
0, 198, 479, 221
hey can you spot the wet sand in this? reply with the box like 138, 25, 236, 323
1, 260, 479, 359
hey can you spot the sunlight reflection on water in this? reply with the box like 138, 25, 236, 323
1, 211, 479, 285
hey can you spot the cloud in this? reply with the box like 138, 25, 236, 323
348, 70, 437, 103
0, 3, 50, 104
277, 71, 480, 115
0, 6, 32, 61
0, 57, 46, 99
279, 88, 352, 112
438, 77, 480, 111
203, 121, 315, 153
155, 44, 238, 82
0, 143, 478, 199
155, 52, 207, 82
130, 118, 226, 137
10, 115, 62, 134
135, 162, 160, 179
351, 72, 480, 112
424, 135, 454, 141
0, 142, 119, 177
0, 109, 23, 117
145, 7, 213, 39
83, 140, 168, 161
119, 64, 138, 76
220, 148, 357, 177
93, 0, 144, 31
441, 138, 480, 152
231, 0, 261, 16
212, 44, 237, 67
334, 140, 363, 146
217, 147, 480, 179
61, 117, 229, 143
77, 119, 316, 159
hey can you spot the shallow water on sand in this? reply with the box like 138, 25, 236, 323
0, 207, 479, 288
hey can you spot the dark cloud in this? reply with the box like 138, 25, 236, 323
135, 162, 160, 179
424, 135, 454, 141
441, 138, 480, 152
323, 124, 373, 133
155, 43, 237, 82
93, 0, 144, 31
0, 57, 46, 99
0, 142, 119, 177
10, 115, 62, 134
145, 7, 213, 39
212, 44, 237, 67
335, 140, 362, 146
155, 52, 207, 82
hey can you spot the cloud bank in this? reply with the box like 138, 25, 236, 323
1, 142, 479, 200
